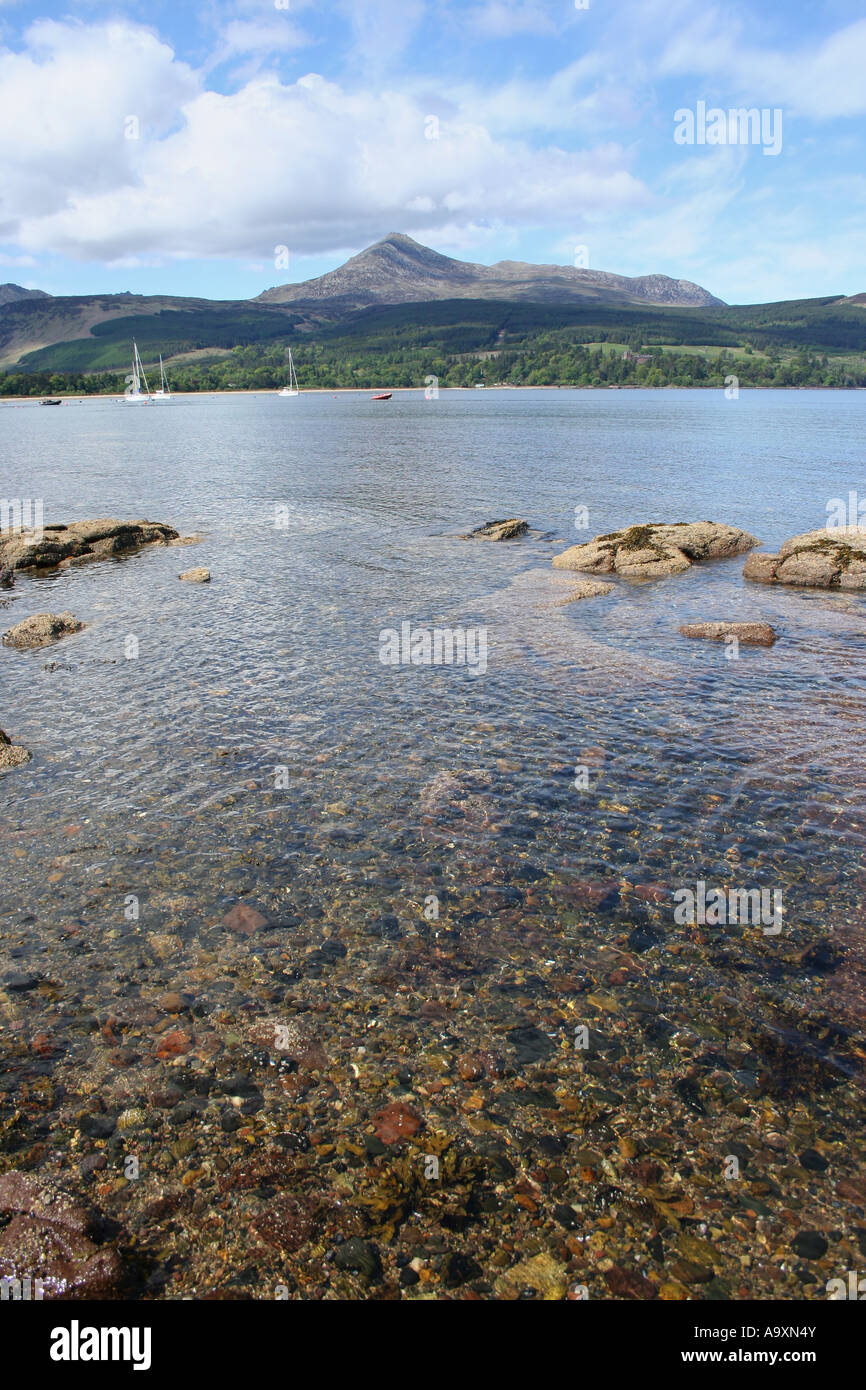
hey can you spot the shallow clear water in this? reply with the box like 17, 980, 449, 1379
1, 388, 865, 1300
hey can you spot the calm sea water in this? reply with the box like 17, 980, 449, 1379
2, 386, 866, 958
1, 388, 865, 1298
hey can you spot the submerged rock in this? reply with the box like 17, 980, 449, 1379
419, 768, 494, 817
605, 1265, 659, 1299
371, 1102, 423, 1144
0, 519, 179, 573
743, 528, 866, 589
552, 580, 614, 604
179, 568, 211, 583
494, 1251, 568, 1301
791, 1230, 828, 1261
0, 728, 31, 769
553, 521, 758, 579
462, 518, 528, 541
0, 1171, 123, 1299
223, 901, 269, 935
2, 612, 83, 650
333, 1237, 382, 1280
679, 621, 776, 646
418, 768, 495, 840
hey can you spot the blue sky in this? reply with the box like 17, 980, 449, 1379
0, 0, 864, 304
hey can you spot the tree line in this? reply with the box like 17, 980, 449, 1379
1, 341, 864, 396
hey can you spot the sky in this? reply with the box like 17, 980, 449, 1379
0, 0, 864, 305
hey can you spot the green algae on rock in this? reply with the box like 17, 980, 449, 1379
2, 612, 84, 650
0, 519, 180, 573
0, 728, 31, 769
461, 518, 528, 541
553, 521, 758, 579
744, 527, 866, 589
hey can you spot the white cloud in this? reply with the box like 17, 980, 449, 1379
552, 141, 866, 304
336, 0, 427, 70
0, 20, 198, 224
551, 145, 746, 285
442, 54, 626, 138
213, 19, 311, 62
1, 22, 647, 264
658, 11, 866, 119
1, 6, 864, 302
465, 2, 559, 39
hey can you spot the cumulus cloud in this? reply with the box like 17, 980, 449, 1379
1, 5, 864, 301
0, 20, 198, 220
1, 20, 647, 263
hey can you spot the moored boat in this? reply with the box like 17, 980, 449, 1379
124, 340, 153, 404
152, 355, 172, 401
278, 348, 300, 397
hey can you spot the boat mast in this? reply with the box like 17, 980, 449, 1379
136, 343, 152, 397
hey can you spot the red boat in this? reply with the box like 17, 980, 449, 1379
371, 392, 392, 401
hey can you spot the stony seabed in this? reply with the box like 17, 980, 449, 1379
0, 514, 865, 1301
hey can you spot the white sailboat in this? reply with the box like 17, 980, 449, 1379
123, 340, 153, 404
152, 354, 172, 401
278, 348, 299, 397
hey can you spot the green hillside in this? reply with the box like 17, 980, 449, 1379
2, 293, 865, 393
17, 306, 303, 372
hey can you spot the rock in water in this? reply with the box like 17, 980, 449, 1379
743, 528, 866, 589
419, 768, 494, 817
418, 768, 495, 840
223, 901, 269, 935
552, 581, 614, 604
0, 728, 31, 770
333, 1237, 382, 1280
462, 518, 528, 541
179, 568, 211, 583
0, 1171, 123, 1299
2, 612, 83, 650
679, 621, 776, 646
371, 1101, 423, 1144
791, 1230, 828, 1260
0, 519, 179, 573
604, 1265, 659, 1299
553, 521, 758, 579
494, 1252, 568, 1300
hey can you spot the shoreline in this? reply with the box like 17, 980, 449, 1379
2, 383, 865, 403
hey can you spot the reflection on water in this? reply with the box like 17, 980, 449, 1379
1, 390, 865, 1299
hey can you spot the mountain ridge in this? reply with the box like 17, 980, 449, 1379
256, 232, 725, 309
0, 235, 864, 375
0, 283, 52, 307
